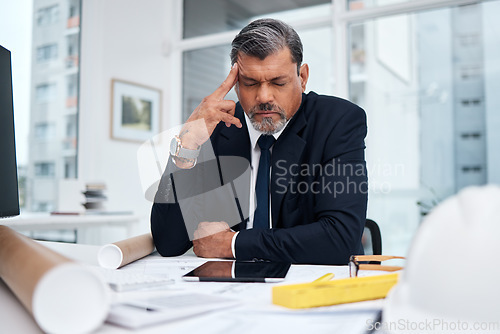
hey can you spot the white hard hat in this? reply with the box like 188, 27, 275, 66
383, 185, 500, 333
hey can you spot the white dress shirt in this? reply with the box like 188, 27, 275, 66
231, 113, 288, 257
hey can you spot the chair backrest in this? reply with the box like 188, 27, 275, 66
362, 219, 382, 255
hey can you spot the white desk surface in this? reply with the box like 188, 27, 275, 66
2, 213, 141, 231
0, 241, 384, 334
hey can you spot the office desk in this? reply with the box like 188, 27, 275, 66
1, 214, 141, 244
0, 241, 383, 334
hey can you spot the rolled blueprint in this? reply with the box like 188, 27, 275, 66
0, 225, 110, 334
98, 233, 155, 269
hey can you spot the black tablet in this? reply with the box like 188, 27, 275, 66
182, 261, 291, 282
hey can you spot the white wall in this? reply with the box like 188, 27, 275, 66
79, 0, 176, 242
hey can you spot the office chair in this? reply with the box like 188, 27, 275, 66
362, 219, 382, 255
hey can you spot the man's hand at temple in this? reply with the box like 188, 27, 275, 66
178, 63, 242, 151
192, 221, 235, 259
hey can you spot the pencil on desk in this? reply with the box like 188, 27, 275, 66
313, 273, 335, 282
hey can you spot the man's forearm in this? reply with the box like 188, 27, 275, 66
234, 214, 365, 265
151, 202, 192, 256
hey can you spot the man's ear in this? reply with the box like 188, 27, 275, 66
299, 64, 309, 92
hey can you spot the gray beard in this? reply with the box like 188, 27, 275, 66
248, 103, 287, 135
249, 116, 287, 135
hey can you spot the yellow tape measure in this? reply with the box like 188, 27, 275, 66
272, 273, 399, 309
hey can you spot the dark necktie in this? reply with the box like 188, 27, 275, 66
254, 135, 276, 229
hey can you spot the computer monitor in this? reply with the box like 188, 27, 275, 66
0, 45, 20, 218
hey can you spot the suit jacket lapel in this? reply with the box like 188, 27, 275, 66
270, 107, 307, 227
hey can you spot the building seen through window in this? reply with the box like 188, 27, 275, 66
26, 0, 81, 212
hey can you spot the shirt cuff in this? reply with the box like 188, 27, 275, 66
231, 231, 239, 258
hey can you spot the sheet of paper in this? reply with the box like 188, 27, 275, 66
99, 255, 386, 334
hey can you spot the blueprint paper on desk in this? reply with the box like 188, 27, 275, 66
106, 293, 239, 329
170, 303, 382, 334
105, 255, 384, 333
122, 254, 206, 284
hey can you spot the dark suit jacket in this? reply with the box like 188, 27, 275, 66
151, 91, 368, 265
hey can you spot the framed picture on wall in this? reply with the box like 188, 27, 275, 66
111, 79, 161, 143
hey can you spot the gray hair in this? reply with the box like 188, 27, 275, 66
230, 18, 303, 75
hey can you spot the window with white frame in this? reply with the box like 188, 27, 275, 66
181, 0, 333, 120
345, 1, 500, 254
34, 123, 56, 139
35, 83, 57, 103
34, 162, 55, 177
37, 5, 59, 26
36, 43, 58, 62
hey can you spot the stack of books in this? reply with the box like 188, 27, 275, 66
82, 183, 107, 211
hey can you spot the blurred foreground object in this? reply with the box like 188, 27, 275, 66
0, 226, 110, 334
384, 185, 500, 333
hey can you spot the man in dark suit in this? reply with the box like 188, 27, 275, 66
151, 18, 367, 265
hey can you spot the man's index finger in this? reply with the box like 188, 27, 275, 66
213, 63, 239, 100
